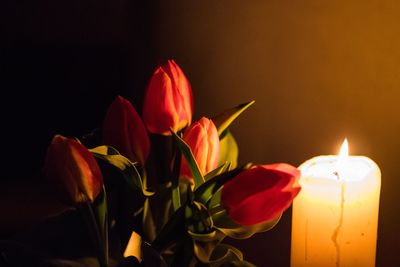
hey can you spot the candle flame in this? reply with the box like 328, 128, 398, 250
335, 139, 349, 179
339, 138, 349, 160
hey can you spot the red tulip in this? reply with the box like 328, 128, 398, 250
103, 96, 150, 165
221, 163, 301, 226
143, 60, 194, 135
44, 135, 104, 204
180, 117, 220, 183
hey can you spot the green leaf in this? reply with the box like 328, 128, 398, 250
207, 189, 222, 210
188, 229, 225, 265
170, 131, 205, 190
194, 242, 245, 266
212, 101, 255, 136
188, 229, 225, 242
218, 131, 239, 169
90, 145, 119, 155
212, 209, 282, 239
194, 165, 249, 206
193, 239, 220, 264
90, 145, 153, 196
211, 244, 243, 264
205, 162, 231, 181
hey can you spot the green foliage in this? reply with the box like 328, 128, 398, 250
194, 164, 251, 206
185, 201, 213, 234
204, 162, 231, 181
218, 131, 239, 169
90, 145, 153, 196
212, 101, 255, 137
171, 131, 205, 190
211, 209, 282, 240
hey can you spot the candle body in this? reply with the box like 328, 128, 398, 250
291, 156, 380, 267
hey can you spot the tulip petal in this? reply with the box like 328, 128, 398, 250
221, 164, 301, 226
45, 135, 81, 203
143, 69, 179, 134
44, 135, 104, 204
228, 186, 301, 225
179, 117, 220, 184
103, 96, 150, 165
69, 139, 104, 202
143, 60, 193, 135
162, 60, 193, 124
205, 119, 220, 173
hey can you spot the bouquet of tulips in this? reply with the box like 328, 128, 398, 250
41, 60, 301, 267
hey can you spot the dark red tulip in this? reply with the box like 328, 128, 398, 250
180, 117, 220, 183
143, 60, 194, 135
103, 96, 150, 165
221, 163, 301, 226
44, 135, 103, 204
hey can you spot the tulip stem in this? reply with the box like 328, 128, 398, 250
171, 141, 182, 211
172, 185, 181, 211
77, 198, 108, 267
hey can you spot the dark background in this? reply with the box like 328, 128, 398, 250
1, 1, 399, 266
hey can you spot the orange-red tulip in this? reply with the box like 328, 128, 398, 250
143, 60, 193, 135
221, 163, 301, 226
180, 117, 220, 183
103, 96, 150, 165
44, 135, 104, 204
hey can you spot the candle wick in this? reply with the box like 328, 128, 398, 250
333, 171, 340, 180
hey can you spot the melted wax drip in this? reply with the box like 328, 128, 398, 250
331, 179, 345, 267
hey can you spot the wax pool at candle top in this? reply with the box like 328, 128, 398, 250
300, 156, 372, 182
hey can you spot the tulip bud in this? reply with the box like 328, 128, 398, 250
143, 60, 194, 135
221, 163, 301, 226
180, 117, 220, 183
44, 135, 104, 204
103, 96, 150, 165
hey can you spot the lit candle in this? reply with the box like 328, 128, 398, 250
291, 139, 381, 267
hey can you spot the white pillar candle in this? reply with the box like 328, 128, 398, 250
291, 140, 381, 267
